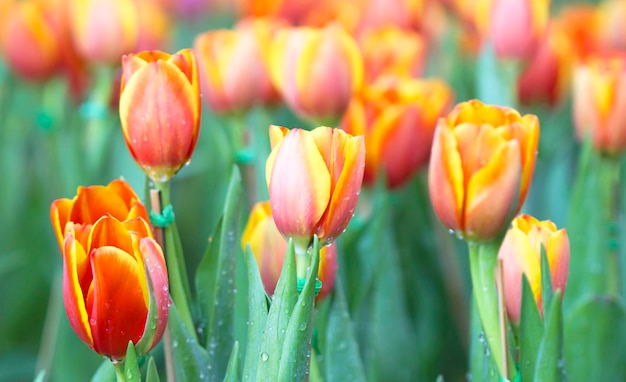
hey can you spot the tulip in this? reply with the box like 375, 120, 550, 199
135, 0, 171, 52
573, 52, 626, 155
67, 0, 138, 65
358, 26, 426, 83
488, 0, 550, 60
1, 0, 62, 81
193, 17, 282, 114
342, 76, 453, 188
50, 179, 149, 250
428, 99, 539, 241
597, 0, 626, 52
119, 49, 201, 182
62, 214, 169, 359
557, 5, 600, 60
497, 214, 569, 324
356, 0, 424, 32
269, 24, 363, 125
265, 125, 365, 249
241, 201, 337, 301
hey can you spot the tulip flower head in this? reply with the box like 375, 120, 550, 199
573, 52, 626, 156
428, 99, 540, 241
241, 201, 337, 301
50, 180, 168, 360
119, 49, 201, 182
497, 214, 569, 324
266, 125, 365, 250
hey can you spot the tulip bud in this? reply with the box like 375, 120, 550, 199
497, 214, 569, 324
488, 0, 550, 60
428, 99, 540, 241
193, 17, 282, 114
266, 125, 365, 249
342, 76, 453, 188
269, 24, 363, 125
573, 52, 626, 156
242, 201, 337, 301
67, 0, 139, 65
119, 49, 201, 182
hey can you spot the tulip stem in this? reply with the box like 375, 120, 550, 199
605, 156, 622, 297
112, 360, 126, 382
153, 180, 197, 339
468, 241, 516, 380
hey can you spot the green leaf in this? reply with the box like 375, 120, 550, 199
468, 299, 499, 382
277, 237, 321, 381
533, 290, 564, 382
195, 166, 243, 379
33, 370, 46, 382
475, 41, 519, 107
223, 341, 240, 382
324, 276, 367, 382
123, 341, 141, 382
255, 238, 298, 380
519, 275, 544, 381
242, 246, 269, 382
144, 357, 160, 382
168, 302, 211, 381
90, 360, 115, 382
564, 294, 626, 382
541, 248, 554, 317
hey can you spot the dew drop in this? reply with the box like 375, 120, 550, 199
260, 352, 269, 362
298, 322, 307, 331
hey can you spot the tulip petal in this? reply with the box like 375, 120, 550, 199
265, 125, 290, 188
269, 129, 331, 242
62, 234, 94, 350
465, 140, 521, 240
547, 228, 570, 295
70, 185, 132, 226
50, 198, 74, 248
428, 122, 464, 233
89, 246, 149, 359
89, 215, 135, 258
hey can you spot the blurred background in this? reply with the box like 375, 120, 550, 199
0, 0, 621, 380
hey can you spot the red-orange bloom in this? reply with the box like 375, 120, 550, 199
342, 76, 453, 188
573, 52, 626, 155
119, 49, 201, 182
266, 125, 365, 249
428, 100, 539, 241
498, 214, 569, 324
50, 180, 168, 360
241, 201, 337, 301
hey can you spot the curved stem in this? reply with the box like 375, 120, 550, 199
468, 241, 516, 380
154, 180, 196, 339
113, 360, 126, 382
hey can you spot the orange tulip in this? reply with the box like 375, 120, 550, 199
270, 24, 363, 125
497, 214, 569, 324
488, 0, 550, 60
50, 180, 168, 360
355, 0, 425, 32
428, 99, 539, 241
266, 125, 365, 249
358, 26, 426, 83
50, 179, 149, 250
573, 52, 626, 155
67, 0, 139, 64
342, 76, 453, 188
1, 0, 63, 81
119, 49, 201, 182
135, 0, 171, 52
242, 201, 337, 301
193, 17, 282, 114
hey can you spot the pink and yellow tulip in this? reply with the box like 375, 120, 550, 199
119, 49, 201, 182
266, 125, 365, 249
428, 99, 540, 241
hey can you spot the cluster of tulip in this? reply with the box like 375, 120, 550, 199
2, 0, 626, 381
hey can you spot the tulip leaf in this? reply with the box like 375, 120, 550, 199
123, 341, 141, 382
255, 238, 298, 380
223, 341, 240, 382
144, 357, 160, 382
168, 302, 211, 381
541, 248, 554, 318
195, 166, 242, 380
324, 276, 367, 382
90, 360, 116, 382
242, 245, 269, 382
519, 274, 544, 381
533, 290, 564, 382
469, 299, 500, 382
564, 294, 626, 382
277, 237, 321, 381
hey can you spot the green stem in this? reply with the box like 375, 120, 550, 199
468, 241, 516, 380
294, 241, 310, 280
113, 360, 126, 382
154, 180, 196, 339
604, 156, 621, 296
